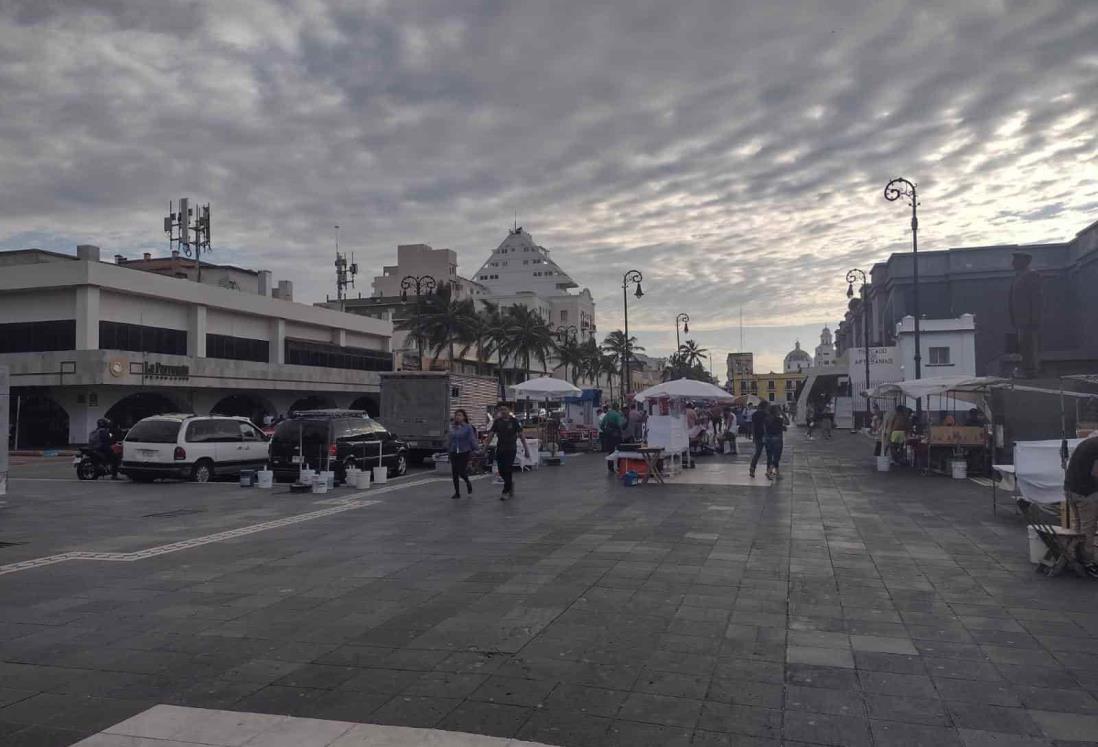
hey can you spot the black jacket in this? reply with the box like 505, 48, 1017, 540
752, 412, 768, 441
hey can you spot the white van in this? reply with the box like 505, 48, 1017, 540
120, 414, 269, 483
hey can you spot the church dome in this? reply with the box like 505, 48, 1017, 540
783, 341, 813, 373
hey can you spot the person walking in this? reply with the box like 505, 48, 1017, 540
490, 405, 530, 500
820, 401, 834, 440
1064, 433, 1098, 576
444, 409, 478, 500
749, 402, 769, 478
765, 405, 787, 479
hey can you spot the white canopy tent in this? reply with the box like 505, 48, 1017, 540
634, 378, 736, 402
868, 376, 1008, 403
508, 377, 582, 400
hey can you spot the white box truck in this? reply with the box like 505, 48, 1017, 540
379, 372, 499, 461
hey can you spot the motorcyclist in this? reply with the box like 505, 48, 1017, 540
88, 418, 119, 479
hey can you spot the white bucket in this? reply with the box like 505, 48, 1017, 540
311, 480, 328, 494
321, 470, 335, 489
950, 459, 967, 480
876, 455, 891, 472
373, 466, 387, 485
299, 468, 315, 485
256, 470, 273, 489
355, 469, 372, 489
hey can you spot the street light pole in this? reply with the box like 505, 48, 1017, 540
884, 177, 921, 416
846, 268, 870, 429
400, 274, 437, 371
622, 270, 644, 401
675, 312, 690, 352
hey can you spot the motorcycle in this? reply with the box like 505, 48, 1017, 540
74, 443, 121, 480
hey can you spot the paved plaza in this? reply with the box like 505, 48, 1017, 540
1, 434, 1098, 746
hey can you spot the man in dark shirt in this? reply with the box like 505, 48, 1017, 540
1065, 435, 1098, 569
490, 405, 530, 500
748, 402, 769, 478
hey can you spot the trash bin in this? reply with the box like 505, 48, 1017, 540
256, 469, 273, 489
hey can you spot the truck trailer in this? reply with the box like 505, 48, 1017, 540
379, 372, 499, 461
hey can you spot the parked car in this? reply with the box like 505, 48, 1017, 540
269, 410, 408, 483
120, 414, 270, 483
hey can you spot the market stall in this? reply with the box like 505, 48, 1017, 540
509, 377, 581, 464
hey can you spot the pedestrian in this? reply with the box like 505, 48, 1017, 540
1064, 433, 1098, 576
749, 402, 769, 478
626, 401, 647, 443
889, 405, 911, 464
444, 409, 477, 500
601, 402, 625, 454
765, 405, 787, 479
489, 405, 530, 500
722, 406, 738, 455
821, 401, 834, 440
708, 402, 723, 439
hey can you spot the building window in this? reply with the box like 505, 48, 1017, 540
284, 339, 392, 371
206, 333, 269, 363
786, 391, 794, 401
100, 321, 186, 355
0, 320, 76, 353
768, 380, 775, 390
560, 310, 568, 322
929, 347, 951, 365
768, 393, 775, 402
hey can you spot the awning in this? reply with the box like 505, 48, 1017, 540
509, 377, 582, 400
634, 378, 736, 402
868, 376, 1007, 402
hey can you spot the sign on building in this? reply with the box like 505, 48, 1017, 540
848, 346, 902, 400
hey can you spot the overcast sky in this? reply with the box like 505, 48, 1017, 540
2, 0, 1096, 373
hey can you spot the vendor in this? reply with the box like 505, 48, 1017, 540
964, 408, 985, 427
1064, 433, 1098, 575
890, 405, 911, 463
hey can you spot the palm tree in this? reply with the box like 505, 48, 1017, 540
395, 284, 478, 371
601, 329, 644, 394
470, 301, 509, 393
555, 336, 586, 384
501, 305, 555, 380
598, 353, 619, 404
678, 339, 708, 370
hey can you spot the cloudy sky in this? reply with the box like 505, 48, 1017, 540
2, 0, 1096, 373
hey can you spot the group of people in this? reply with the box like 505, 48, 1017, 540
745, 402, 789, 479
596, 402, 646, 453
445, 405, 530, 502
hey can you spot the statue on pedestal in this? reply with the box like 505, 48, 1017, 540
1008, 252, 1043, 378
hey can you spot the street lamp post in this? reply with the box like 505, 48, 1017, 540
622, 270, 644, 400
846, 268, 871, 429
554, 324, 578, 383
400, 274, 437, 371
884, 177, 921, 416
675, 313, 690, 352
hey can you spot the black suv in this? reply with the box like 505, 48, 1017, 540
269, 410, 408, 483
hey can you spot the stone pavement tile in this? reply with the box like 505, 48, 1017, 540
274, 663, 360, 690
691, 730, 779, 746
432, 651, 509, 676
615, 692, 702, 728
853, 651, 926, 674
935, 677, 1021, 706
870, 720, 964, 746
705, 677, 784, 709
229, 685, 331, 717
295, 690, 391, 723
402, 672, 488, 700
695, 702, 781, 740
436, 701, 533, 739
787, 645, 855, 669
906, 624, 976, 644
0, 689, 36, 709
659, 632, 723, 656
337, 668, 422, 696
858, 671, 939, 699
789, 630, 850, 649
222, 658, 303, 684
1027, 709, 1098, 741
785, 684, 864, 717
606, 719, 693, 746
865, 692, 951, 726
783, 710, 872, 746
379, 648, 452, 671
541, 684, 628, 718
632, 669, 708, 700
1015, 685, 1098, 714
957, 730, 1053, 747
926, 657, 1004, 682
914, 640, 988, 660
945, 702, 1043, 736
850, 635, 918, 655
3, 724, 88, 747
514, 710, 612, 747
981, 645, 1060, 668
645, 649, 717, 676
712, 658, 784, 685
0, 692, 152, 734
314, 644, 396, 669
785, 663, 860, 691
367, 695, 461, 728
468, 676, 557, 708
996, 664, 1082, 689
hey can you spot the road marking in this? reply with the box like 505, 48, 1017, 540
0, 477, 447, 577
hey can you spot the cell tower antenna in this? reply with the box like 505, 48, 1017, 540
334, 224, 357, 304
164, 197, 212, 282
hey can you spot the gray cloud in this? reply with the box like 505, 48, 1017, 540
1, 0, 1096, 372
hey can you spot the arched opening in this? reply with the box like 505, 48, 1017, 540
210, 393, 276, 426
287, 395, 337, 415
348, 394, 380, 417
9, 392, 69, 449
105, 392, 185, 431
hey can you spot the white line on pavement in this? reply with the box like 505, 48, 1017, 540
0, 477, 449, 577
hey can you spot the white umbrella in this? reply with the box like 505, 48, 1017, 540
509, 377, 582, 400
634, 377, 736, 402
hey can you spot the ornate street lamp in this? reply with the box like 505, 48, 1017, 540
622, 270, 644, 399
675, 312, 690, 352
884, 177, 922, 416
846, 268, 871, 429
400, 274, 437, 301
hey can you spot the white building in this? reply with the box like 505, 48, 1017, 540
0, 246, 392, 447
895, 314, 977, 381
783, 341, 813, 373
814, 327, 836, 367
371, 243, 487, 301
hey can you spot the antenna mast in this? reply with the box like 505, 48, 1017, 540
164, 198, 212, 282
334, 224, 357, 305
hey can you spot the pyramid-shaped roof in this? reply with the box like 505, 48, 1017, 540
471, 227, 579, 296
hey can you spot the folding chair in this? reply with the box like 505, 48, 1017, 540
1018, 498, 1088, 577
